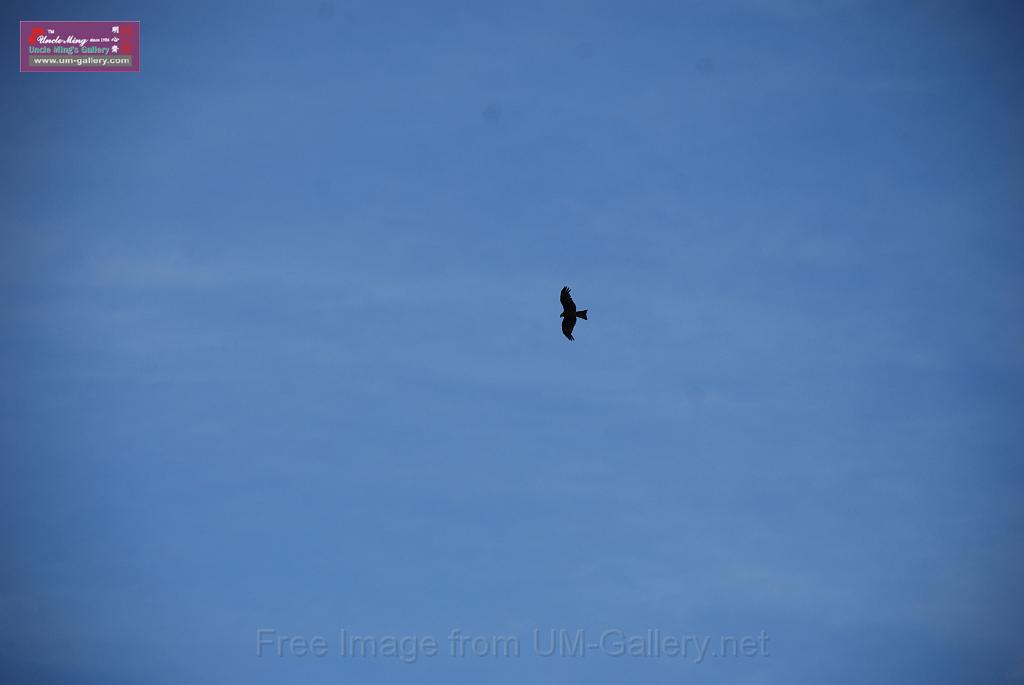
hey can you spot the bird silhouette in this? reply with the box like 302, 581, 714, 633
560, 286, 588, 341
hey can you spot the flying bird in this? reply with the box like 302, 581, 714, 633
560, 286, 588, 341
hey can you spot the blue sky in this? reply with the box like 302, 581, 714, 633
2, 0, 1023, 682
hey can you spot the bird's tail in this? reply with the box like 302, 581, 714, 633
576, 310, 588, 320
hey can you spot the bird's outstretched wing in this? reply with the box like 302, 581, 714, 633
561, 315, 576, 341
560, 286, 576, 315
